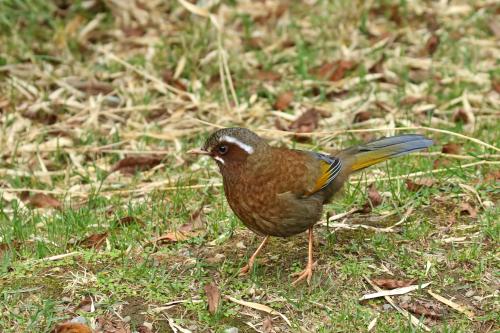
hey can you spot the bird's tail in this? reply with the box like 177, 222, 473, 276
338, 135, 433, 172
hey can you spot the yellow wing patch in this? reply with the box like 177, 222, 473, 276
309, 158, 342, 194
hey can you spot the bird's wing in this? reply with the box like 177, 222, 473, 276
308, 153, 342, 195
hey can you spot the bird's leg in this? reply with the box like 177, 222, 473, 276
291, 227, 315, 285
239, 236, 269, 276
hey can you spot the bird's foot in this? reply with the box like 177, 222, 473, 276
291, 261, 316, 286
239, 259, 255, 276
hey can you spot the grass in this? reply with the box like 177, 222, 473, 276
0, 0, 499, 332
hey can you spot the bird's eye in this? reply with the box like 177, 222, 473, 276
218, 145, 228, 155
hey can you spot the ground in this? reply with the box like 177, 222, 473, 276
0, 1, 499, 332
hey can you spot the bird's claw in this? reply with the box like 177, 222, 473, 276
291, 261, 316, 286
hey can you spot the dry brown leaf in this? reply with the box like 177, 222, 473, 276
136, 325, 152, 333
78, 232, 108, 250
406, 178, 435, 191
441, 143, 461, 155
432, 158, 450, 169
400, 96, 426, 106
255, 70, 282, 82
309, 62, 335, 79
162, 70, 187, 91
310, 60, 356, 81
122, 26, 146, 37
357, 184, 382, 213
368, 54, 386, 74
400, 300, 443, 319
459, 202, 477, 218
485, 170, 500, 182
95, 314, 131, 333
488, 20, 500, 38
52, 322, 93, 333
70, 80, 114, 95
262, 316, 274, 333
75, 296, 93, 312
330, 60, 356, 81
115, 216, 145, 227
22, 109, 58, 125
289, 108, 321, 133
152, 207, 205, 245
111, 155, 164, 174
353, 111, 371, 123
492, 79, 500, 94
452, 109, 473, 125
425, 34, 440, 55
27, 193, 62, 209
372, 278, 417, 290
274, 91, 294, 110
204, 282, 220, 314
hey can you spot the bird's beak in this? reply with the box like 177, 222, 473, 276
187, 148, 210, 155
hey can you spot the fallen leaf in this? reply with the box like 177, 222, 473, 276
52, 322, 93, 333
459, 202, 477, 218
262, 316, 274, 333
372, 278, 417, 290
111, 155, 164, 174
136, 324, 153, 333
78, 232, 108, 250
115, 216, 144, 227
428, 290, 475, 319
225, 296, 291, 326
441, 143, 461, 155
69, 80, 114, 95
274, 91, 294, 110
95, 314, 131, 333
22, 109, 58, 125
425, 34, 440, 55
358, 184, 383, 213
75, 296, 94, 313
406, 178, 435, 191
27, 193, 62, 209
152, 206, 206, 245
485, 170, 500, 182
452, 108, 474, 125
309, 62, 335, 79
254, 70, 282, 82
204, 282, 220, 314
330, 60, 356, 81
400, 96, 426, 106
488, 20, 500, 38
368, 184, 382, 207
433, 158, 450, 169
400, 300, 443, 319
162, 70, 187, 91
492, 79, 500, 94
289, 108, 321, 133
368, 54, 386, 74
122, 26, 146, 37
353, 111, 371, 123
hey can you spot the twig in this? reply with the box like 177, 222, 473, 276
363, 277, 431, 332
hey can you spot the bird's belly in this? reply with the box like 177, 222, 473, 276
224, 182, 322, 237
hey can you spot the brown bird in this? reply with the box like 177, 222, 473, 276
189, 128, 432, 285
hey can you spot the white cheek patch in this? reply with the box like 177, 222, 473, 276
221, 136, 254, 154
214, 156, 225, 165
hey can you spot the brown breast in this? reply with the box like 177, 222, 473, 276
222, 147, 325, 237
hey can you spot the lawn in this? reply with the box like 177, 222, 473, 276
0, 1, 499, 332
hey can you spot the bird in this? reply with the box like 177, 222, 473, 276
188, 128, 432, 285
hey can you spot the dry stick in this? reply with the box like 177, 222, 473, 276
364, 276, 431, 332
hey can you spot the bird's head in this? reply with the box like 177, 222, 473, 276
188, 128, 267, 171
